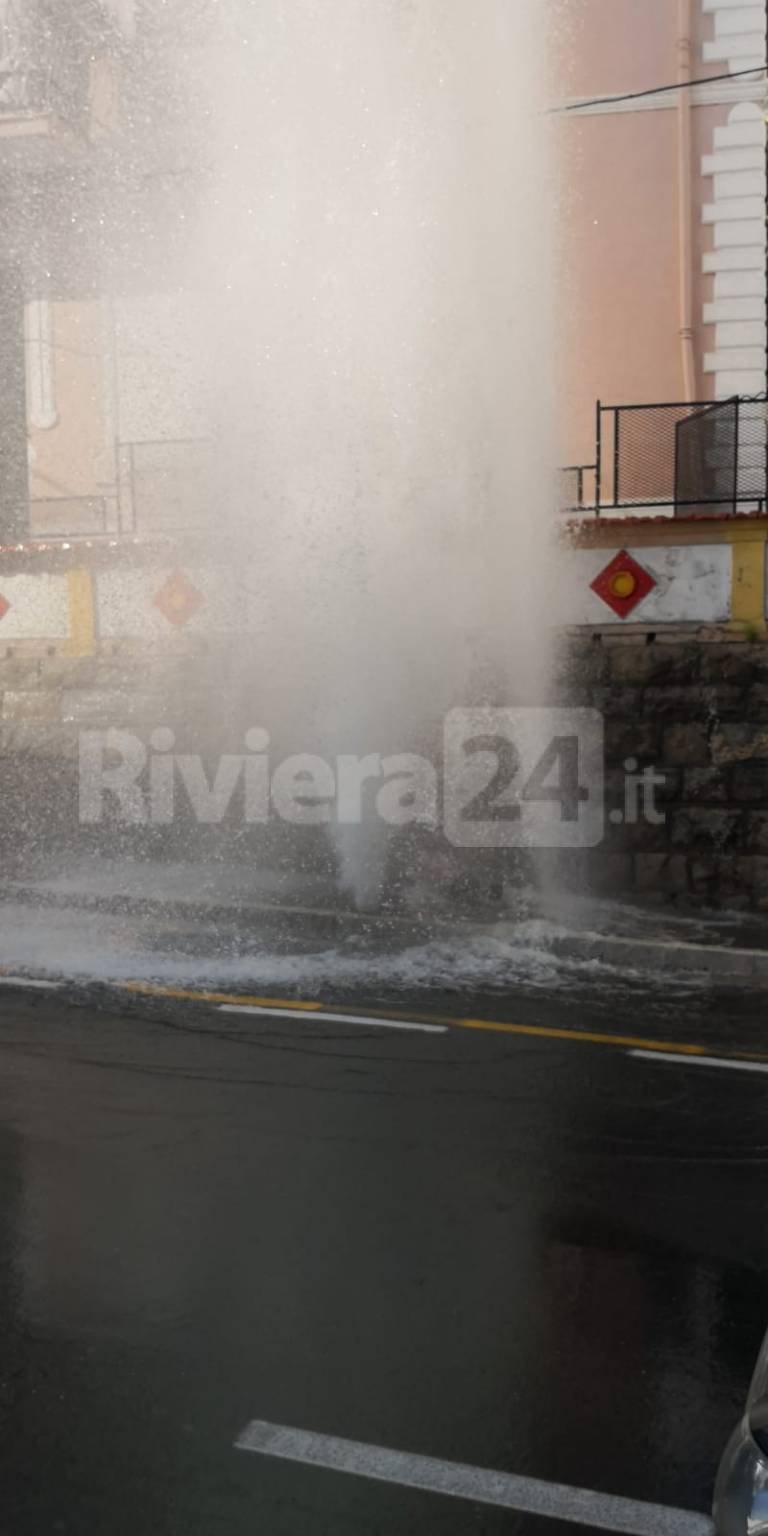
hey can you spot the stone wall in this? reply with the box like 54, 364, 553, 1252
0, 636, 219, 872
557, 632, 768, 911
3, 629, 768, 912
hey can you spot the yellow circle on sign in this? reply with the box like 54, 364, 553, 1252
610, 569, 637, 599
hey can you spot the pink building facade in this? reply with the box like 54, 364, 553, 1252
0, 1, 763, 538
561, 0, 766, 479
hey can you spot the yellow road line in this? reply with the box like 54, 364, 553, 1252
114, 979, 768, 1066
119, 982, 323, 1011
456, 1017, 718, 1056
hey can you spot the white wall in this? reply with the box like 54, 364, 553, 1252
561, 544, 732, 625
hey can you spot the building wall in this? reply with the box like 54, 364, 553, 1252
0, 0, 764, 537
561, 0, 767, 471
27, 300, 115, 537
563, 0, 680, 100
561, 108, 685, 463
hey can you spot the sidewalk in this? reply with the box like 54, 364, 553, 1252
493, 891, 768, 981
4, 853, 768, 983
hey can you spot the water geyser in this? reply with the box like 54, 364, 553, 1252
193, 0, 559, 905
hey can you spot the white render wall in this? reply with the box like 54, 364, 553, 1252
92, 548, 736, 632
561, 545, 732, 626
0, 572, 69, 640
701, 2, 767, 398
114, 294, 210, 445
95, 565, 258, 639
0, 545, 747, 639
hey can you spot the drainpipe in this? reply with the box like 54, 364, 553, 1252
676, 0, 696, 401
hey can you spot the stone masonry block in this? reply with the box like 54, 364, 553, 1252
2, 691, 61, 723
553, 641, 608, 689
608, 644, 700, 688
662, 723, 710, 767
746, 813, 768, 853
689, 858, 719, 898
634, 853, 689, 895
671, 807, 744, 851
584, 851, 634, 895
711, 724, 768, 764
732, 763, 768, 802
606, 720, 659, 761
0, 722, 80, 761
643, 686, 724, 721
0, 658, 50, 691
747, 685, 768, 719
683, 766, 730, 804
593, 687, 643, 717
623, 818, 672, 855
701, 644, 768, 687
645, 767, 681, 805
735, 857, 768, 895
61, 691, 165, 726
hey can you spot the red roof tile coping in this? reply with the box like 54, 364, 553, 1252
564, 509, 768, 532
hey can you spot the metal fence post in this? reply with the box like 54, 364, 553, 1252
595, 400, 602, 517
733, 396, 740, 516
613, 408, 620, 507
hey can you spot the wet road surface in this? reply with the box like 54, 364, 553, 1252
0, 972, 766, 1535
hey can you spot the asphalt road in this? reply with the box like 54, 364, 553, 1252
0, 970, 766, 1535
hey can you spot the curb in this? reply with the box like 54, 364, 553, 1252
1, 883, 452, 937
6, 885, 768, 981
486, 926, 768, 980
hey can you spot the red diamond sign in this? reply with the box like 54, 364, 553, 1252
153, 570, 204, 628
0, 594, 9, 624
591, 550, 657, 620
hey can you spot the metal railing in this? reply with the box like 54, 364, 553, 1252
14, 400, 768, 541
116, 438, 213, 535
0, 442, 212, 543
564, 396, 767, 517
561, 464, 597, 512
0, 64, 50, 114
29, 496, 114, 538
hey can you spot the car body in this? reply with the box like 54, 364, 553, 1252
714, 1330, 768, 1536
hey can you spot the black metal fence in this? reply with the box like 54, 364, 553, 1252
2, 443, 211, 543
116, 439, 213, 535
29, 495, 114, 538
674, 397, 766, 514
564, 396, 767, 517
561, 464, 597, 511
11, 403, 768, 540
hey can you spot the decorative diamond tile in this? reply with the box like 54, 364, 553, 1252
153, 570, 204, 628
0, 594, 9, 624
590, 550, 657, 620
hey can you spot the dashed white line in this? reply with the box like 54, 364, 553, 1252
0, 976, 61, 991
235, 1420, 712, 1536
630, 1049, 768, 1075
218, 1005, 446, 1034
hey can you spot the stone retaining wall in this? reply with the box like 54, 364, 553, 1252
557, 632, 768, 910
2, 629, 768, 911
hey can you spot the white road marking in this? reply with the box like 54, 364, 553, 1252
218, 1005, 446, 1034
0, 976, 61, 991
235, 1421, 712, 1536
630, 1049, 768, 1076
